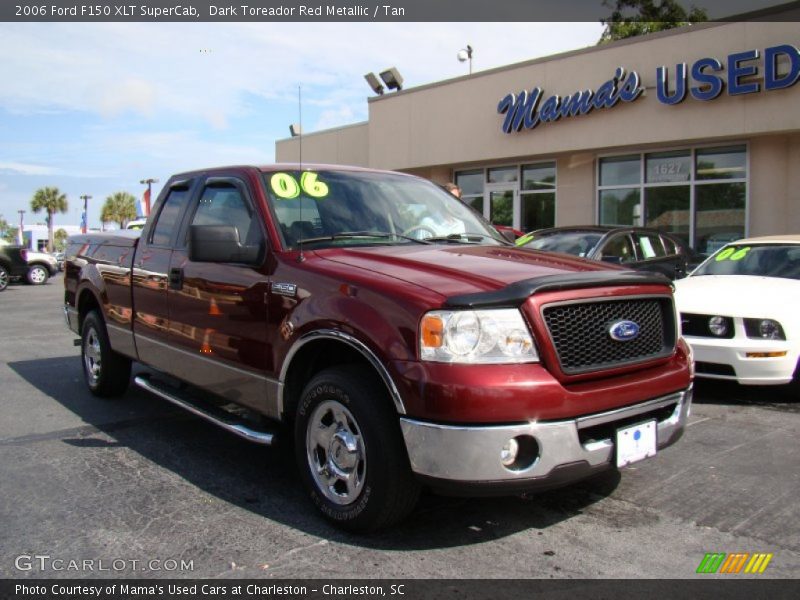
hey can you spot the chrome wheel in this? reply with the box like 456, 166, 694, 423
0, 267, 8, 291
83, 326, 102, 386
306, 400, 366, 505
28, 266, 47, 284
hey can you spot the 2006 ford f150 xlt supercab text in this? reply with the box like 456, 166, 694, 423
64, 165, 693, 531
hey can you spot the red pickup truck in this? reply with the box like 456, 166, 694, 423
64, 165, 693, 531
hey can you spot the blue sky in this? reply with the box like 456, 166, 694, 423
0, 22, 604, 231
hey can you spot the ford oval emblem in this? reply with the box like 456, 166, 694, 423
609, 320, 640, 342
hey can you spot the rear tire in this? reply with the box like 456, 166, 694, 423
81, 310, 132, 397
0, 265, 8, 291
26, 265, 49, 285
294, 366, 420, 532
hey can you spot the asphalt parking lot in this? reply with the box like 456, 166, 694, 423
1, 276, 798, 580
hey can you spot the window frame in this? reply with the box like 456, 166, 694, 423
596, 142, 749, 250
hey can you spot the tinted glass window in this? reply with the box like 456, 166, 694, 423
600, 234, 636, 263
646, 151, 690, 183
521, 193, 555, 232
487, 166, 518, 183
526, 232, 602, 258
522, 162, 556, 191
600, 155, 640, 186
599, 188, 640, 226
644, 186, 690, 244
151, 188, 191, 246
636, 233, 667, 259
695, 182, 746, 255
192, 184, 256, 244
696, 146, 746, 180
455, 170, 483, 196
694, 244, 800, 280
661, 235, 679, 256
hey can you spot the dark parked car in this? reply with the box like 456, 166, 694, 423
0, 244, 58, 289
0, 244, 29, 291
516, 226, 698, 280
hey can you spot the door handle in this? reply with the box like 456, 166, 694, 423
169, 267, 184, 290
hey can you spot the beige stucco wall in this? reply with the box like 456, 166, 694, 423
749, 133, 800, 236
366, 21, 800, 170
276, 122, 369, 166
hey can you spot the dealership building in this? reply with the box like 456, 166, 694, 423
276, 17, 800, 254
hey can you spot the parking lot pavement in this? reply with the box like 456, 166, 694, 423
1, 276, 798, 579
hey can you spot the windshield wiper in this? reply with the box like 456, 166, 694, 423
297, 231, 431, 246
425, 232, 495, 244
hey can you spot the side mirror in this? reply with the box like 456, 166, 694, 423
189, 225, 261, 264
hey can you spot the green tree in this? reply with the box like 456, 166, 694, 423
54, 228, 69, 252
101, 191, 138, 229
30, 187, 68, 252
0, 215, 20, 244
598, 0, 708, 44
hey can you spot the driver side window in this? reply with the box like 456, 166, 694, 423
192, 184, 259, 245
600, 234, 636, 263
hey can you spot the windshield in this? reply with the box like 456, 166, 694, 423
263, 170, 505, 250
523, 231, 603, 258
692, 244, 800, 280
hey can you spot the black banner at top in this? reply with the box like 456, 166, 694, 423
2, 0, 800, 22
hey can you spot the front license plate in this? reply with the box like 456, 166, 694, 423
616, 420, 657, 467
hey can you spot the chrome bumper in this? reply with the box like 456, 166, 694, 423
400, 386, 692, 484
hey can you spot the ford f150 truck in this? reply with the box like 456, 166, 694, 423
64, 165, 693, 531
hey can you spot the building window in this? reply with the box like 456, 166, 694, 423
455, 169, 483, 213
521, 161, 556, 231
598, 144, 747, 253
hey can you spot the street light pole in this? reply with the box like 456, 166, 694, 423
17, 210, 25, 246
79, 194, 92, 234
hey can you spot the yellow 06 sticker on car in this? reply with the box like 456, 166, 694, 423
715, 246, 750, 262
270, 172, 329, 199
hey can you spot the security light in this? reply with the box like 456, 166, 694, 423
379, 67, 403, 91
364, 72, 385, 95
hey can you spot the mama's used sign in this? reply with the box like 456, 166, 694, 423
498, 43, 800, 134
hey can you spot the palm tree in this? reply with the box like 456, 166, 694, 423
101, 192, 138, 229
30, 187, 68, 252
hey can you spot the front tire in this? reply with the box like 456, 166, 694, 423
0, 265, 8, 291
26, 265, 49, 285
81, 310, 132, 397
295, 366, 420, 532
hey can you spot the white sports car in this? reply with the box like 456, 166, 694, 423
674, 235, 800, 386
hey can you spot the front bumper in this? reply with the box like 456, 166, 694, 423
686, 335, 799, 385
400, 386, 691, 492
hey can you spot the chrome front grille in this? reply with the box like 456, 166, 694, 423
542, 296, 676, 375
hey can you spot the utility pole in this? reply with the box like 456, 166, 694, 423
17, 210, 25, 246
80, 194, 92, 234
139, 178, 159, 217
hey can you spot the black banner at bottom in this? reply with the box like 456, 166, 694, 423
2, 579, 800, 600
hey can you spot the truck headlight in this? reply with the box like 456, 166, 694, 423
420, 309, 538, 364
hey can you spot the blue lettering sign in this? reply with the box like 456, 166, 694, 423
497, 67, 642, 134
728, 49, 760, 95
690, 58, 724, 101
656, 63, 687, 105
764, 44, 800, 91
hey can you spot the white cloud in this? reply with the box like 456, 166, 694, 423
0, 22, 603, 131
0, 161, 62, 176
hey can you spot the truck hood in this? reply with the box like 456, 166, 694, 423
316, 244, 615, 299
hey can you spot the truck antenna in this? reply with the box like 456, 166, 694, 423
297, 84, 305, 263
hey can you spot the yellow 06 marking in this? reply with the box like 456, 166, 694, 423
270, 172, 329, 200
716, 246, 750, 262
270, 173, 300, 199
300, 171, 329, 198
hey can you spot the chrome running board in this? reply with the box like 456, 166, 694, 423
134, 374, 276, 445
